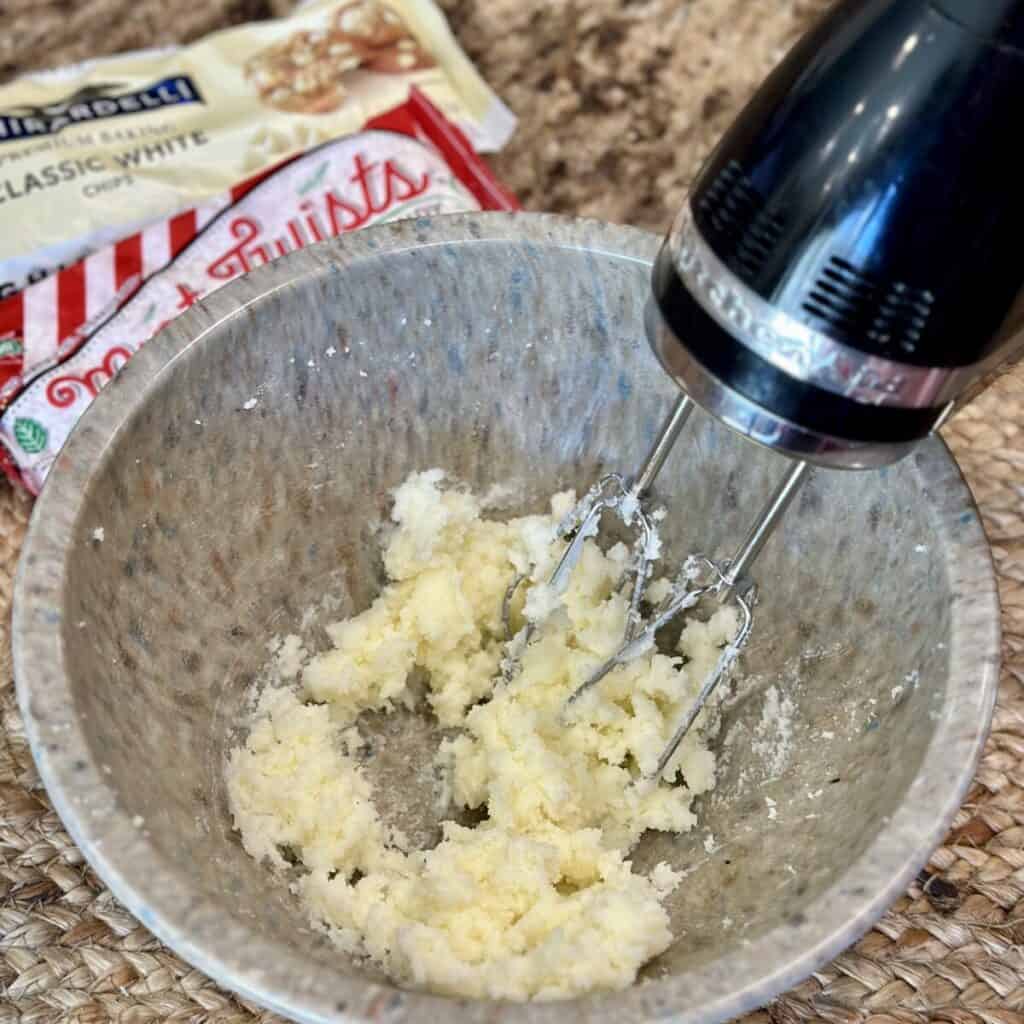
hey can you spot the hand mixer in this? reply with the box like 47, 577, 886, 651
512, 0, 1024, 781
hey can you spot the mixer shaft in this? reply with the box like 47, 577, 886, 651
632, 394, 695, 500
719, 460, 809, 602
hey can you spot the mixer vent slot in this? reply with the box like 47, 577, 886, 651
803, 257, 934, 355
696, 160, 783, 282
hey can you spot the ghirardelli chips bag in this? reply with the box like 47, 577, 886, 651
0, 0, 515, 298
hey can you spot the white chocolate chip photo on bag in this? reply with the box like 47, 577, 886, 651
332, 1, 437, 77
245, 28, 362, 114
245, 3, 436, 115
334, 0, 407, 48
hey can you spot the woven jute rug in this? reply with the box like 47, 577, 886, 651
4, 1, 1024, 1021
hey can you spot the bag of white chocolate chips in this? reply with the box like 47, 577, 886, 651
0, 1, 519, 492
0, 0, 514, 298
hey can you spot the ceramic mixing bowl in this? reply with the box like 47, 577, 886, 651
13, 213, 999, 1024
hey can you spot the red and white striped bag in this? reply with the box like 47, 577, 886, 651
0, 89, 517, 493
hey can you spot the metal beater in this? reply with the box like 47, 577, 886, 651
511, 0, 1024, 779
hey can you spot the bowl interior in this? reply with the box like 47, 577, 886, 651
22, 216, 994, 1023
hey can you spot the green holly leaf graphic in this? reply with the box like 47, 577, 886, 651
13, 417, 48, 455
0, 338, 22, 358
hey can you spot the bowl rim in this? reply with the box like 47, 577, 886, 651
12, 211, 1001, 1024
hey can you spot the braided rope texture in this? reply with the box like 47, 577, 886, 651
3, 1, 1023, 1020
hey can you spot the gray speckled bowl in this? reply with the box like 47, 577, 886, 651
14, 213, 999, 1024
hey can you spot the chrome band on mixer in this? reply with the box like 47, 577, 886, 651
667, 203, 976, 410
644, 300, 923, 469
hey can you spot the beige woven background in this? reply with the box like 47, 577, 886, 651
3, 1, 1024, 1020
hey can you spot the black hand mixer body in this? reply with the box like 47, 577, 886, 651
649, 0, 1024, 468
515, 0, 1024, 778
